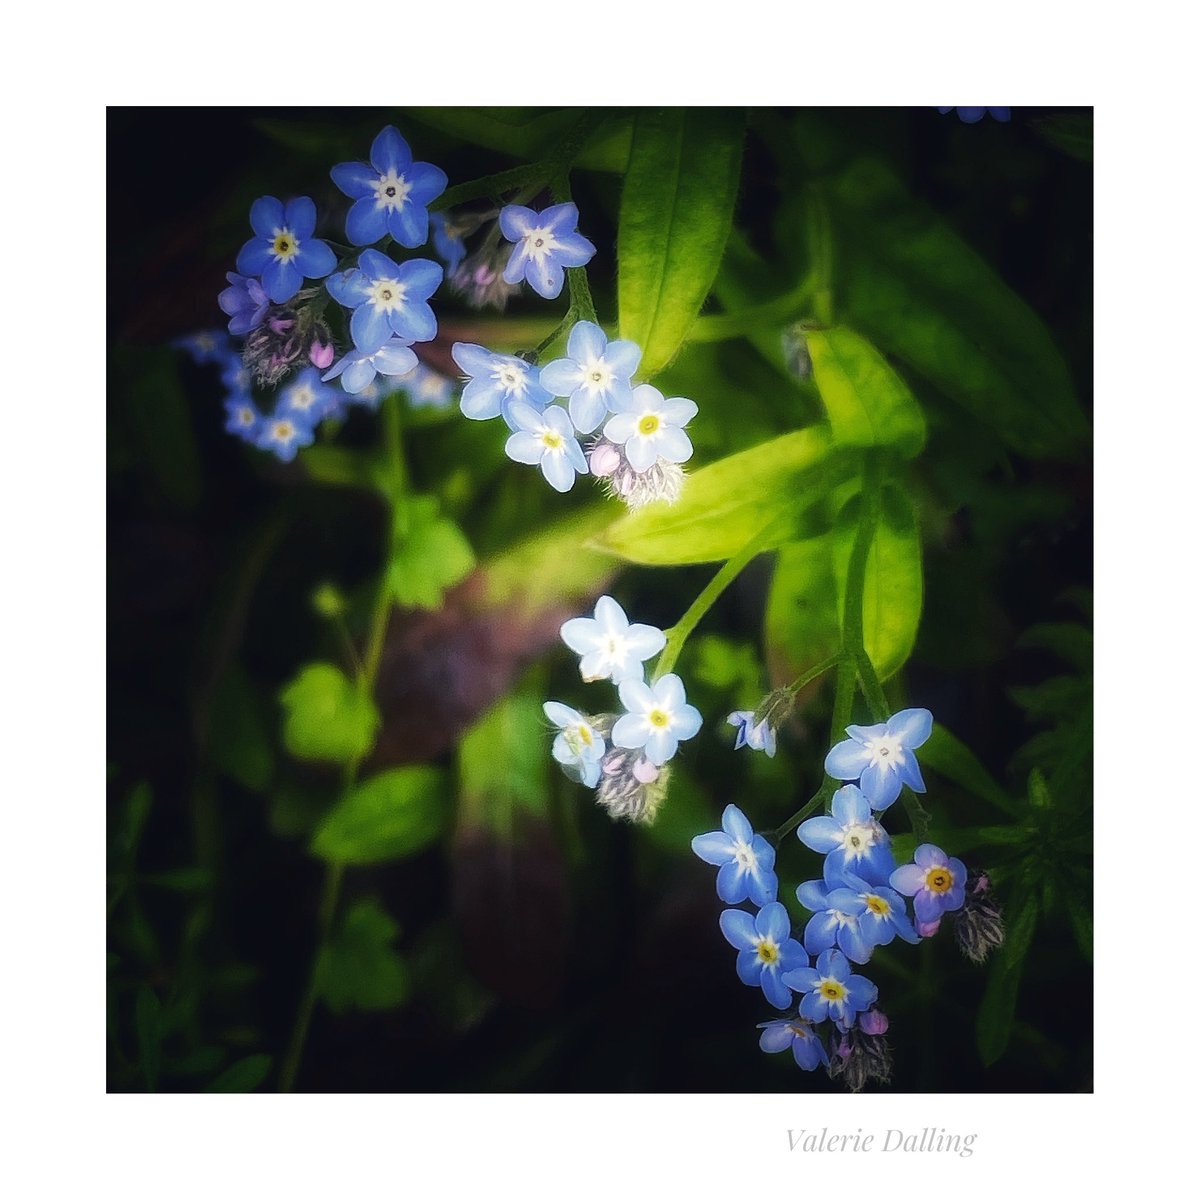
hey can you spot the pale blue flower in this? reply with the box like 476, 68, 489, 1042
323, 337, 418, 395
728, 711, 776, 757
544, 701, 606, 787
325, 250, 442, 352
499, 203, 596, 300
825, 707, 932, 812
559, 595, 665, 685
612, 674, 702, 766
690, 803, 778, 907
451, 342, 550, 429
539, 321, 642, 434
719, 902, 808, 1009
796, 784, 895, 886
603, 384, 696, 472
504, 403, 588, 492
758, 1017, 829, 1071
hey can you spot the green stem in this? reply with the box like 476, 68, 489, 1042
687, 276, 816, 344
532, 308, 577, 361
855, 650, 889, 721
431, 164, 545, 212
653, 532, 772, 681
787, 652, 843, 695
806, 189, 835, 326
773, 785, 828, 843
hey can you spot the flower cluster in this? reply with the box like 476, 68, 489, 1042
543, 596, 702, 823
452, 317, 698, 505
692, 707, 1004, 1090
180, 125, 459, 460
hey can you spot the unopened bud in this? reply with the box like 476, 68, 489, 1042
309, 338, 335, 369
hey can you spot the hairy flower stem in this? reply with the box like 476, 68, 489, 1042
278, 397, 404, 1093
788, 652, 844, 695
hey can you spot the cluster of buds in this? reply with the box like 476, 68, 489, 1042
241, 289, 334, 387
952, 870, 1005, 963
588, 437, 685, 511
828, 1008, 892, 1092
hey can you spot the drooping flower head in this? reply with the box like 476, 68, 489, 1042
451, 342, 550, 428
602, 385, 696, 473
326, 250, 442, 352
758, 1017, 830, 1072
430, 212, 467, 275
690, 804, 778, 907
612, 674, 702, 767
504, 403, 588, 493
544, 701, 606, 788
951, 870, 1005, 964
825, 707, 932, 812
323, 337, 418, 396
719, 903, 808, 1009
727, 711, 776, 757
559, 595, 665, 685
236, 196, 337, 304
539, 321, 642, 435
891, 844, 967, 925
499, 203, 596, 300
330, 126, 448, 248
782, 947, 878, 1025
796, 784, 895, 886
217, 272, 270, 335
594, 745, 670, 824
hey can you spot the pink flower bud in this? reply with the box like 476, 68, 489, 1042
632, 757, 659, 784
859, 1008, 889, 1036
589, 442, 621, 477
972, 871, 991, 894
309, 339, 335, 369
834, 1035, 852, 1060
269, 316, 295, 334
917, 917, 941, 938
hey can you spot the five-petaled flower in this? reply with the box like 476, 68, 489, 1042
559, 595, 665, 685
223, 396, 262, 442
890, 844, 967, 925
603, 384, 696, 472
275, 366, 343, 425
326, 250, 442, 353
691, 803, 778, 907
543, 701, 606, 788
539, 321, 642, 434
825, 708, 932, 812
504, 403, 588, 493
612, 673, 702, 766
720, 902, 808, 1009
796, 784, 895, 886
795, 876, 876, 964
499, 203, 596, 300
330, 126, 448, 248
323, 337, 418, 396
451, 342, 550, 429
236, 196, 337, 304
758, 1017, 830, 1071
403, 363, 455, 410
256, 413, 315, 462
782, 948, 878, 1025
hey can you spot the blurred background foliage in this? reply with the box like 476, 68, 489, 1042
108, 106, 1092, 1092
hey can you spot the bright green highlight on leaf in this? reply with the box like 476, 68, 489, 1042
279, 663, 380, 765
618, 108, 744, 377
311, 766, 448, 865
389, 495, 475, 610
315, 898, 411, 1014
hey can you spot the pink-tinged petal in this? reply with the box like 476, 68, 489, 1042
890, 864, 926, 895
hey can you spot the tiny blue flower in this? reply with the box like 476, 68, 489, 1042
174, 330, 229, 365
937, 107, 1011, 123
728, 711, 776, 757
505, 403, 588, 493
217, 272, 270, 336
326, 250, 442, 353
838, 871, 920, 950
890, 844, 967, 925
758, 1017, 829, 1071
323, 337, 418, 396
824, 707, 932, 812
538, 322, 642, 434
543, 701, 606, 788
219, 352, 252, 396
612, 674, 702, 766
719, 902, 808, 1010
795, 876, 875, 964
275, 366, 344, 425
256, 412, 315, 463
236, 196, 337, 304
690, 803, 778, 907
499, 203, 596, 300
330, 126, 448, 248
796, 784, 895, 886
782, 948, 878, 1025
451, 342, 550, 429
223, 396, 263, 442
402, 363, 455, 410
431, 212, 467, 275
559, 595, 665, 685
603, 385, 696, 472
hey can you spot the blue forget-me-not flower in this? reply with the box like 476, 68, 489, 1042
691, 803, 779, 907
825, 707, 932, 812
543, 701, 606, 788
782, 948, 878, 1025
326, 250, 442, 353
603, 384, 697, 472
504, 403, 588, 493
499, 203, 596, 300
451, 342, 550, 429
236, 196, 336, 304
612, 674, 702, 766
720, 902, 809, 1009
796, 784, 895, 886
539, 321, 642, 435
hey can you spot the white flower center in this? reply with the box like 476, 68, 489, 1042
841, 821, 878, 856
289, 384, 316, 410
864, 733, 905, 769
271, 227, 301, 263
732, 838, 757, 872
493, 363, 528, 395
370, 278, 408, 312
373, 168, 412, 211
522, 225, 561, 262
581, 357, 612, 393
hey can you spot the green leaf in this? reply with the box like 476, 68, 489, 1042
302, 445, 380, 492
1062, 885, 1093, 962
389, 496, 475, 610
204, 1054, 273, 1093
459, 691, 549, 827
833, 484, 922, 680
208, 666, 273, 791
976, 886, 1039, 1066
920, 724, 1018, 816
135, 987, 162, 1092
618, 108, 745, 376
806, 327, 926, 457
1032, 112, 1093, 162
315, 898, 411, 1014
311, 766, 448, 865
1028, 768, 1052, 810
279, 663, 379, 765
593, 428, 848, 565
817, 155, 1087, 458
1017, 621, 1093, 671
142, 867, 213, 892
764, 537, 840, 682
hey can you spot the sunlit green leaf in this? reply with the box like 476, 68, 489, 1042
389, 496, 475, 610
618, 108, 745, 376
311, 766, 448, 864
315, 898, 411, 1014
764, 536, 840, 683
833, 484, 922, 680
459, 690, 549, 827
204, 1054, 273, 1093
593, 428, 848, 565
279, 663, 379, 765
806, 326, 926, 457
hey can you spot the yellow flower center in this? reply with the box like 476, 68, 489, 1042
541, 431, 564, 450
648, 709, 670, 728
638, 413, 661, 436
272, 230, 299, 261
756, 940, 779, 965
272, 420, 295, 440
926, 868, 952, 893
820, 979, 847, 1002
865, 895, 890, 915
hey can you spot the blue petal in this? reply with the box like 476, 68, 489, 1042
756, 902, 791, 942
551, 232, 596, 268
721, 804, 753, 843
330, 160, 376, 198
294, 239, 336, 280
604, 339, 642, 379
845, 974, 878, 1010
284, 196, 317, 239
395, 258, 444, 299
350, 303, 392, 352
897, 752, 926, 793
825, 737, 871, 780
692, 831, 734, 866
528, 260, 565, 300
236, 238, 272, 276
797, 816, 841, 853
861, 763, 902, 811
540, 202, 579, 234
346, 197, 387, 246
838, 922, 875, 965
796, 880, 828, 912
249, 196, 284, 238
459, 378, 503, 420
505, 431, 544, 466
567, 320, 606, 361
261, 258, 300, 304
541, 450, 577, 493
342, 358, 377, 393
761, 968, 793, 1010
539, 359, 583, 397
803, 913, 837, 957
888, 708, 932, 747
370, 126, 412, 175
450, 342, 496, 377
390, 301, 437, 344
499, 205, 537, 241
735, 950, 763, 988
799, 992, 828, 1022
746, 867, 779, 907
325, 268, 368, 308
716, 860, 747, 904
388, 203, 429, 249
831, 784, 870, 825
406, 161, 448, 204
720, 909, 759, 950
